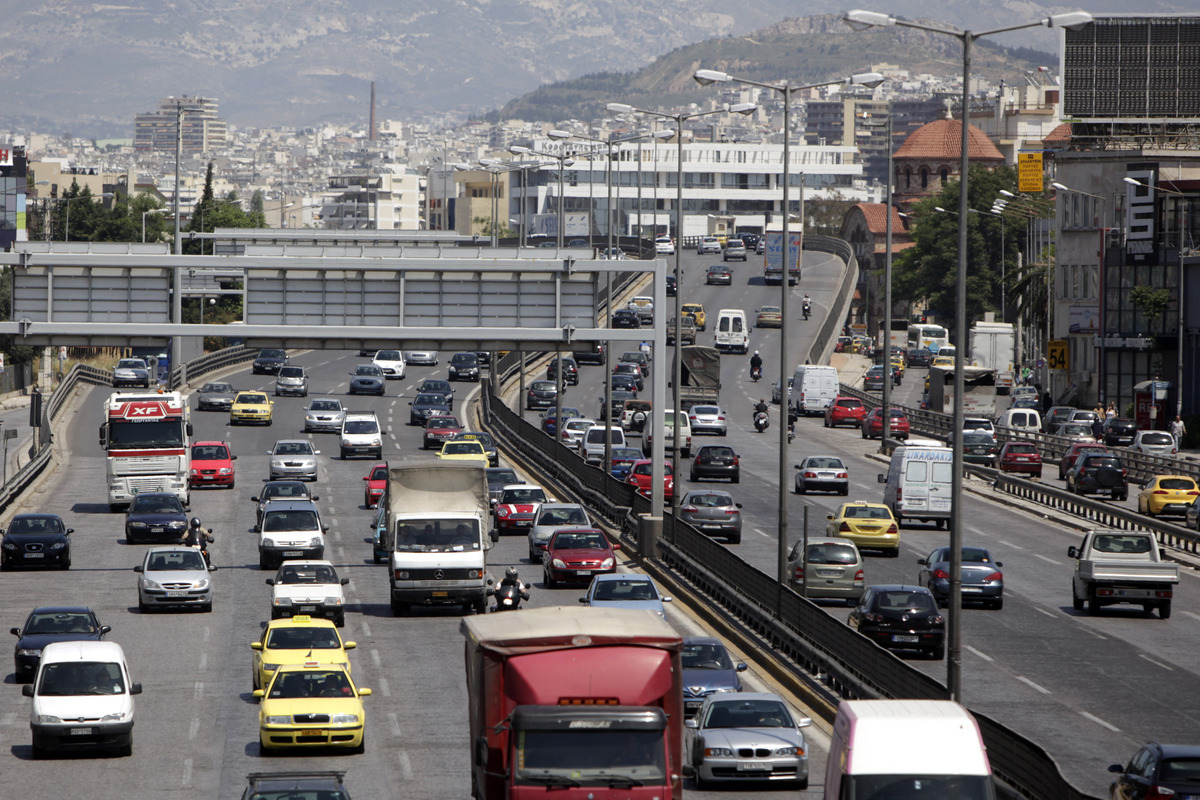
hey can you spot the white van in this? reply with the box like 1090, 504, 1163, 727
643, 409, 692, 458
790, 364, 839, 416
23, 640, 141, 758
714, 309, 749, 354
995, 407, 1041, 434
824, 699, 995, 799
579, 425, 626, 465
878, 445, 954, 528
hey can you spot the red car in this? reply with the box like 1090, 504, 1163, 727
1058, 442, 1109, 480
861, 408, 909, 440
493, 483, 549, 534
540, 527, 619, 587
627, 459, 674, 501
189, 441, 236, 489
996, 442, 1042, 478
362, 462, 388, 508
824, 396, 868, 428
423, 415, 462, 450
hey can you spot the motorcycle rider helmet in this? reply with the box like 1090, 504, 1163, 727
190, 517, 202, 528
754, 350, 759, 356
505, 567, 519, 581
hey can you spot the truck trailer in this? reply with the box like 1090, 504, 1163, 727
462, 606, 684, 800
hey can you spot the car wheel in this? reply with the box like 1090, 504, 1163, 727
60, 558, 70, 571
351, 733, 366, 755
931, 643, 945, 660
795, 482, 805, 494
1072, 586, 1084, 611
126, 531, 138, 545
138, 598, 149, 614
989, 598, 1003, 611
335, 612, 345, 628
373, 553, 383, 564
840, 487, 849, 496
727, 533, 741, 545
259, 554, 271, 571
861, 427, 867, 439
391, 596, 408, 616
544, 571, 556, 589
1160, 600, 1172, 619
1087, 588, 1101, 615
202, 602, 213, 613
796, 777, 809, 791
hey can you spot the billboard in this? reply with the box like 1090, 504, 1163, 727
1063, 16, 1200, 121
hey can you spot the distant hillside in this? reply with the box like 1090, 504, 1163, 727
483, 15, 1056, 124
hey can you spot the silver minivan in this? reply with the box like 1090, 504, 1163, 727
786, 536, 865, 604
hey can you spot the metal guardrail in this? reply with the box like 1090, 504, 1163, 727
170, 346, 258, 390
804, 234, 858, 368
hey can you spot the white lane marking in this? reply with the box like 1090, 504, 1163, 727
1080, 711, 1121, 733
388, 712, 402, 737
189, 718, 200, 740
1016, 676, 1051, 695
1034, 607, 1057, 618
1033, 553, 1060, 565
754, 528, 769, 538
182, 758, 193, 787
194, 681, 204, 698
370, 649, 382, 668
198, 653, 207, 671
203, 627, 211, 642
964, 645, 993, 662
336, 546, 345, 558
1181, 610, 1200, 622
398, 750, 414, 780
968, 527, 988, 537
998, 539, 1024, 550
361, 621, 371, 637
1139, 654, 1174, 671
378, 677, 391, 697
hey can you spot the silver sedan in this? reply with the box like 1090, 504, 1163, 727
678, 490, 742, 543
793, 456, 849, 495
687, 693, 812, 789
135, 547, 214, 613
197, 382, 236, 411
688, 405, 728, 436
303, 399, 345, 433
268, 440, 321, 481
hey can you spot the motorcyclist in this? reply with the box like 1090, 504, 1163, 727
787, 406, 798, 438
802, 293, 812, 318
495, 567, 530, 602
181, 517, 214, 566
749, 351, 763, 379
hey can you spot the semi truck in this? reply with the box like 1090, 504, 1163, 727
462, 606, 684, 800
384, 463, 494, 615
762, 229, 801, 285
99, 391, 192, 512
968, 322, 1016, 393
672, 345, 721, 411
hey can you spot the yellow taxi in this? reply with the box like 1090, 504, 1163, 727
1136, 474, 1200, 517
890, 354, 905, 378
255, 661, 370, 754
437, 440, 489, 465
230, 391, 274, 425
681, 303, 707, 331
250, 616, 356, 691
931, 355, 955, 370
825, 501, 900, 556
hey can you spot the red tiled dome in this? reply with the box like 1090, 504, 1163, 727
894, 117, 1004, 162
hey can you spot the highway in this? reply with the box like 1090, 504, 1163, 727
0, 246, 1195, 799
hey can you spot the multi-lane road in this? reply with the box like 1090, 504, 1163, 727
0, 246, 1194, 798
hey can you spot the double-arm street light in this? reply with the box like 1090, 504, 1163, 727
604, 102, 757, 547
691, 68, 883, 587
508, 146, 569, 247
844, 7, 1093, 703
1053, 181, 1112, 403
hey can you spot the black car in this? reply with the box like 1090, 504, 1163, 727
1103, 417, 1139, 447
1067, 454, 1129, 500
906, 348, 933, 368
347, 364, 385, 395
252, 348, 289, 375
0, 513, 74, 570
241, 771, 352, 800
602, 390, 637, 422
417, 378, 455, 409
847, 584, 945, 659
250, 480, 318, 526
680, 636, 747, 716
1109, 742, 1200, 799
666, 275, 677, 296
612, 309, 641, 328
689, 445, 740, 483
473, 351, 492, 367
409, 393, 452, 425
610, 373, 640, 394
612, 363, 644, 391
11, 606, 111, 683
572, 343, 605, 366
124, 493, 188, 544
448, 352, 480, 382
959, 431, 999, 465
485, 467, 520, 504
546, 357, 579, 386
526, 380, 558, 410
705, 264, 732, 285
738, 233, 761, 252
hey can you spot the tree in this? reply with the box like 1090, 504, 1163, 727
806, 189, 854, 237
1130, 286, 1171, 326
183, 162, 266, 253
471, 216, 516, 239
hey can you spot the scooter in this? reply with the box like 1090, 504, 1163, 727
750, 365, 762, 382
487, 581, 530, 612
754, 411, 770, 433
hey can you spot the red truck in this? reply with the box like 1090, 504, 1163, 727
461, 606, 684, 800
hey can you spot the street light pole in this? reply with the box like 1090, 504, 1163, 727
692, 68, 884, 585
844, 7, 1092, 703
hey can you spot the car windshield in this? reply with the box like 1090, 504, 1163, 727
537, 507, 589, 526
273, 442, 314, 456
259, 350, 286, 359
1083, 457, 1122, 469
1141, 433, 1174, 445
238, 394, 268, 404
452, 354, 477, 364
262, 483, 308, 500
25, 612, 96, 635
443, 442, 482, 455
421, 381, 451, 392
592, 579, 657, 601
393, 520, 481, 552
500, 488, 546, 504
876, 591, 936, 613
129, 496, 183, 514
487, 470, 518, 489
276, 564, 338, 584
686, 493, 733, 508
428, 417, 460, 428
268, 669, 352, 699
147, 550, 206, 571
38, 661, 125, 696
376, 351, 401, 360
201, 383, 232, 393
681, 642, 734, 670
551, 531, 607, 550
1160, 478, 1196, 490
414, 394, 444, 406
369, 466, 388, 481
344, 420, 379, 434
309, 400, 341, 411
805, 457, 845, 469
355, 366, 382, 376
7, 516, 65, 534
191, 445, 229, 460
704, 699, 792, 729
117, 360, 145, 369
278, 367, 304, 378
1091, 534, 1152, 554
262, 510, 320, 532
1007, 444, 1038, 454
843, 505, 890, 519
264, 627, 341, 649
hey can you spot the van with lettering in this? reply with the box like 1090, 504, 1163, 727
878, 445, 954, 528
714, 309, 749, 354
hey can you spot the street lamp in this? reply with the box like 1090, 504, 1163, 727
605, 102, 757, 550
844, 7, 1092, 703
1125, 175, 1190, 417
1053, 181, 1111, 403
692, 68, 883, 586
510, 147, 575, 248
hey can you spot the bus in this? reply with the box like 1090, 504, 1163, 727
889, 320, 909, 354
907, 323, 949, 353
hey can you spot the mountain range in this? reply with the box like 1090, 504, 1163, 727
0, 0, 1191, 137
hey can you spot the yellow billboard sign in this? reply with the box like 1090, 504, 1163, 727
1018, 153, 1044, 193
1048, 339, 1069, 371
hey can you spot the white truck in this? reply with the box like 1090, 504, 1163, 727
968, 322, 1016, 394
762, 229, 801, 285
384, 463, 495, 616
99, 391, 192, 511
1067, 530, 1179, 618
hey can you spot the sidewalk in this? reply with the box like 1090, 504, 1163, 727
830, 352, 872, 390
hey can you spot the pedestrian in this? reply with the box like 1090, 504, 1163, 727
1106, 401, 1116, 420
1170, 415, 1187, 450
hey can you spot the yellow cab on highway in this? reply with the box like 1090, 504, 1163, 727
250, 615, 356, 691
1137, 474, 1200, 518
437, 439, 490, 465
890, 354, 905, 378
255, 661, 370, 754
681, 303, 707, 331
825, 501, 900, 556
931, 355, 955, 370
230, 391, 274, 425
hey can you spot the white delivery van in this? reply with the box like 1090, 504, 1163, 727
23, 640, 142, 758
995, 407, 1041, 434
824, 699, 995, 799
714, 309, 749, 354
878, 445, 954, 528
643, 409, 692, 458
790, 364, 839, 416
579, 425, 626, 465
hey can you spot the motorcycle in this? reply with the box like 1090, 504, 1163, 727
787, 422, 796, 444
488, 581, 530, 612
802, 301, 812, 320
754, 410, 770, 433
750, 365, 762, 382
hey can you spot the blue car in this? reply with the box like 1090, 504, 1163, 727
348, 364, 385, 395
578, 573, 671, 618
681, 636, 747, 716
609, 447, 643, 480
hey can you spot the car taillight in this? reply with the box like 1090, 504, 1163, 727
794, 567, 805, 580
836, 472, 848, 478
932, 568, 950, 579
1153, 489, 1169, 495
983, 571, 1002, 582
726, 509, 739, 515
887, 524, 898, 534
896, 487, 902, 502
804, 471, 817, 478
681, 505, 697, 512
862, 612, 884, 622
839, 522, 852, 532
854, 569, 864, 583
717, 415, 726, 421
732, 456, 739, 465
1189, 491, 1200, 496
1144, 787, 1179, 800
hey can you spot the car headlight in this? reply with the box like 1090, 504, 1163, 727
218, 468, 232, 475
35, 715, 63, 724
264, 715, 291, 725
48, 542, 66, 551
142, 579, 163, 591
190, 469, 200, 476
195, 578, 210, 590
704, 747, 733, 757
271, 459, 284, 468
309, 537, 323, 547
17, 648, 41, 657
712, 686, 737, 694
1, 541, 15, 550
272, 597, 293, 607
129, 522, 149, 530
101, 711, 130, 723
370, 438, 381, 446
325, 596, 343, 606
261, 538, 276, 548
774, 745, 800, 755
552, 558, 566, 568
600, 558, 614, 570
330, 713, 359, 724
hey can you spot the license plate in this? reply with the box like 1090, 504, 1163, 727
70, 727, 94, 736
300, 729, 323, 737
432, 591, 448, 597
962, 587, 982, 593
517, 520, 532, 526
201, 476, 214, 481
283, 551, 302, 557
24, 552, 44, 558
1015, 456, 1029, 461
1114, 589, 1152, 598
575, 571, 592, 577
299, 606, 316, 613
165, 590, 188, 598
816, 569, 841, 577
151, 527, 164, 534
892, 634, 919, 643
738, 761, 773, 771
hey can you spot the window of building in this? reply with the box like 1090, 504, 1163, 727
921, 168, 929, 189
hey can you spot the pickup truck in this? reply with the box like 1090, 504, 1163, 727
1067, 530, 1179, 618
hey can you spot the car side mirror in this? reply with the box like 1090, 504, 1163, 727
10, 627, 19, 636
130, 683, 143, 695
1160, 548, 1168, 559
684, 718, 698, 729
22, 685, 33, 697
253, 525, 261, 533
265, 579, 275, 586
344, 641, 357, 650
796, 717, 812, 729
250, 642, 263, 651
994, 561, 1004, 568
231, 455, 238, 460
662, 596, 672, 603
917, 558, 927, 566
134, 565, 143, 573
1067, 546, 1078, 558
825, 514, 833, 521
253, 689, 265, 699
736, 662, 748, 672
65, 528, 74, 535
250, 497, 260, 503
877, 473, 886, 484
341, 578, 350, 585
313, 451, 321, 455
363, 476, 369, 481
578, 597, 588, 604
611, 543, 621, 551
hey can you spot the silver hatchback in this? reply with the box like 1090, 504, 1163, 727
268, 440, 321, 481
678, 490, 742, 543
528, 503, 590, 562
135, 547, 214, 612
687, 405, 728, 436
274, 365, 309, 397
785, 537, 864, 604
